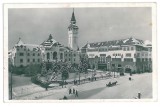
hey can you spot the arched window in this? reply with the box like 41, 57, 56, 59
47, 52, 50, 60
53, 52, 57, 60
60, 53, 63, 60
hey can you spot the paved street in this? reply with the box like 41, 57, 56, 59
40, 73, 152, 99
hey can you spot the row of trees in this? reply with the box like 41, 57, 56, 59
9, 63, 41, 76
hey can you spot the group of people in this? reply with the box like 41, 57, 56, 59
69, 88, 78, 97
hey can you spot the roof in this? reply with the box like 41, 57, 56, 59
25, 44, 40, 51
82, 37, 145, 48
71, 10, 76, 22
41, 34, 58, 48
68, 24, 79, 29
15, 38, 24, 46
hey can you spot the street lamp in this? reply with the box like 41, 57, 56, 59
114, 53, 117, 78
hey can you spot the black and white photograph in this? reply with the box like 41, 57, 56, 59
3, 3, 157, 101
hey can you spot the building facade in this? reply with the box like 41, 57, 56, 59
40, 34, 80, 65
81, 37, 152, 73
8, 38, 42, 67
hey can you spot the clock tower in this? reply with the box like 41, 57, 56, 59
68, 9, 79, 50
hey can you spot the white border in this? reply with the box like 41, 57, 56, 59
3, 3, 157, 103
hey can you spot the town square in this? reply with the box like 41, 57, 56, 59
7, 6, 152, 100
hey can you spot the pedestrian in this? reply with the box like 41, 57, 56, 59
74, 80, 75, 85
75, 90, 78, 97
69, 88, 72, 94
45, 84, 48, 91
73, 88, 75, 94
138, 92, 141, 99
63, 95, 68, 100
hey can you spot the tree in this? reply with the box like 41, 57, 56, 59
61, 65, 69, 88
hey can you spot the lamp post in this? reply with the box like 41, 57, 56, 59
114, 54, 117, 78
107, 61, 110, 73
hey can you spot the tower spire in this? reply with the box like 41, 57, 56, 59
71, 8, 76, 24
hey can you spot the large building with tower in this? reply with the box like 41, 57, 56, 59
81, 37, 152, 73
9, 10, 81, 67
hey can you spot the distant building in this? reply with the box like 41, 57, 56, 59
81, 37, 152, 73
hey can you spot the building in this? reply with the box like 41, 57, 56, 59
8, 10, 81, 68
40, 34, 80, 65
81, 37, 152, 73
8, 38, 42, 67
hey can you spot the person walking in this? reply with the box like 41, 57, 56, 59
69, 88, 72, 94
138, 92, 141, 99
73, 88, 75, 94
75, 90, 78, 97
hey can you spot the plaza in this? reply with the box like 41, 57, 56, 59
10, 72, 152, 100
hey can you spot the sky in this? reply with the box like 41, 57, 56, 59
8, 7, 152, 49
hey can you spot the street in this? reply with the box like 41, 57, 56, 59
40, 73, 152, 99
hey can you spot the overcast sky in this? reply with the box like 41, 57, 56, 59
8, 7, 152, 49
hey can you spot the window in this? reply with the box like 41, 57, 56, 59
136, 58, 141, 62
127, 47, 130, 51
27, 59, 30, 62
118, 64, 122, 67
38, 53, 40, 56
131, 47, 134, 50
137, 53, 140, 57
74, 54, 76, 57
100, 54, 106, 56
33, 59, 35, 62
33, 53, 35, 56
20, 59, 23, 63
74, 58, 75, 61
112, 58, 121, 61
112, 64, 115, 67
60, 53, 63, 59
124, 58, 133, 62
65, 54, 67, 57
19, 53, 24, 56
38, 59, 40, 62
126, 53, 131, 57
69, 58, 70, 61
47, 53, 50, 59
123, 47, 126, 51
53, 52, 57, 60
27, 53, 30, 56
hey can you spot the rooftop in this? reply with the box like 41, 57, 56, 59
82, 37, 149, 48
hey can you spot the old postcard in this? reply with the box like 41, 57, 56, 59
3, 3, 157, 102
